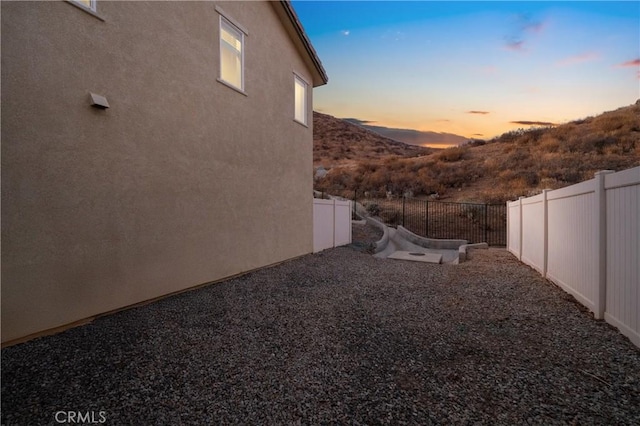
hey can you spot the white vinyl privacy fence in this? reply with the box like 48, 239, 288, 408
313, 198, 352, 253
507, 167, 640, 347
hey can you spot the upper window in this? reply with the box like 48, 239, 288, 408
294, 75, 308, 125
219, 17, 244, 91
71, 0, 96, 12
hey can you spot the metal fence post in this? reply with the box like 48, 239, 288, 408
484, 204, 488, 243
425, 200, 429, 238
353, 189, 357, 217
402, 196, 406, 227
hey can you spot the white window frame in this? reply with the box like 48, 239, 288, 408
70, 0, 96, 13
218, 15, 245, 92
294, 74, 309, 126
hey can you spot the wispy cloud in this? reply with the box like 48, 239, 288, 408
344, 118, 374, 125
467, 111, 490, 115
504, 13, 545, 52
341, 30, 350, 36
556, 51, 600, 67
472, 133, 484, 136
614, 58, 640, 79
504, 40, 525, 52
615, 58, 640, 68
510, 120, 556, 126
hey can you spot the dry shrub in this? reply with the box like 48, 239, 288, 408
538, 135, 560, 153
593, 113, 628, 132
552, 123, 578, 141
437, 146, 467, 162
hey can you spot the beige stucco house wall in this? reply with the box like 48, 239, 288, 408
1, 0, 327, 344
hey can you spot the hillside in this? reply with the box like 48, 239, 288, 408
313, 111, 432, 168
314, 101, 640, 203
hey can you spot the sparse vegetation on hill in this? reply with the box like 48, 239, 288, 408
314, 102, 640, 203
313, 111, 432, 168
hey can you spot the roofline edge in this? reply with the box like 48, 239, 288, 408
279, 0, 328, 86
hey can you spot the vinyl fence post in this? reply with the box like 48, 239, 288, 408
594, 170, 614, 320
506, 201, 510, 251
542, 189, 549, 278
332, 198, 337, 249
518, 196, 524, 261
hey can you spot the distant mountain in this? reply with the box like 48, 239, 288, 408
315, 102, 640, 203
313, 111, 433, 168
344, 118, 468, 148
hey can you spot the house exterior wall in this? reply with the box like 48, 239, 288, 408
1, 1, 317, 343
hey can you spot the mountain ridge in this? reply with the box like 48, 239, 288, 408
342, 118, 468, 148
314, 102, 640, 203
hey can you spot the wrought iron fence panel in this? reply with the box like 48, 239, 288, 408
354, 191, 506, 246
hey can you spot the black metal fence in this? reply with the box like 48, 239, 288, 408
352, 191, 507, 246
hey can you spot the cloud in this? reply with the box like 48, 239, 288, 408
615, 58, 640, 68
467, 111, 490, 115
613, 58, 640, 79
472, 134, 484, 136
341, 30, 350, 36
556, 51, 600, 67
510, 120, 556, 126
504, 40, 525, 52
344, 118, 374, 125
504, 13, 545, 52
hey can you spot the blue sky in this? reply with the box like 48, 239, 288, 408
292, 1, 640, 143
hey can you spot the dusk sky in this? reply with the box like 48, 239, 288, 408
292, 1, 640, 143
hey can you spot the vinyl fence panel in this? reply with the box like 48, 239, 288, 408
333, 200, 353, 247
507, 199, 522, 258
506, 166, 640, 348
604, 167, 640, 347
313, 199, 352, 253
546, 184, 598, 313
521, 192, 546, 274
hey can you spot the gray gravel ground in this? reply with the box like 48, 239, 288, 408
2, 224, 640, 425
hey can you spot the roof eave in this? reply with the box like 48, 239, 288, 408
274, 1, 328, 87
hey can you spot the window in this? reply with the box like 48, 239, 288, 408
219, 17, 244, 91
71, 0, 96, 12
294, 75, 308, 125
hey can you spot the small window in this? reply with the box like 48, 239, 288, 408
220, 17, 244, 91
71, 0, 96, 12
294, 75, 308, 125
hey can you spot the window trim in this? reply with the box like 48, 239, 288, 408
214, 5, 249, 36
66, 0, 104, 21
293, 73, 309, 127
218, 13, 246, 93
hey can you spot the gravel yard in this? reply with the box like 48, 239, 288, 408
2, 223, 639, 425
